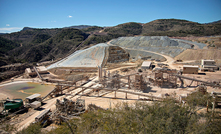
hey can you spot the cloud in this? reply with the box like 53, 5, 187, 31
0, 27, 22, 33
6, 24, 10, 26
48, 21, 56, 23
68, 15, 72, 18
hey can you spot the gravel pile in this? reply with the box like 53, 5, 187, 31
172, 39, 206, 49
110, 36, 196, 57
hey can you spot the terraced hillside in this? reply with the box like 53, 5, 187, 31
109, 36, 203, 58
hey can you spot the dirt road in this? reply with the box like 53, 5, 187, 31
17, 44, 179, 131
122, 47, 178, 69
106, 40, 177, 69
17, 97, 59, 131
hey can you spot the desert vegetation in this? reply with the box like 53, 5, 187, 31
16, 93, 221, 134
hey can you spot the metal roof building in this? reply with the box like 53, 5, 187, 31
183, 65, 198, 74
141, 61, 152, 70
201, 59, 217, 69
25, 66, 48, 76
26, 94, 41, 100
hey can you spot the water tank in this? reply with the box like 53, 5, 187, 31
4, 99, 23, 110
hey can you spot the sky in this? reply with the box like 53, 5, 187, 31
0, 0, 221, 33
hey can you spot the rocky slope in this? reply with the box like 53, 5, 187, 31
109, 36, 197, 57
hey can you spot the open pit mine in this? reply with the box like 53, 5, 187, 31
0, 36, 220, 132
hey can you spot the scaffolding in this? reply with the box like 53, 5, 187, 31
153, 69, 177, 88
52, 98, 85, 124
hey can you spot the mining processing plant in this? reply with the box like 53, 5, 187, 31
0, 41, 221, 131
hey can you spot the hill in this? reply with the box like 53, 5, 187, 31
142, 19, 221, 36
21, 25, 94, 31
1, 28, 88, 63
0, 36, 20, 66
104, 22, 142, 36
205, 20, 221, 24
21, 27, 34, 31
100, 19, 221, 37
2, 28, 62, 44
0, 19, 221, 66
64, 25, 94, 29
82, 22, 143, 46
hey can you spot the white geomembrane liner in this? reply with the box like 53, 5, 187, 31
47, 43, 109, 70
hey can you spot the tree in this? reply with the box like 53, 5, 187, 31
48, 98, 221, 134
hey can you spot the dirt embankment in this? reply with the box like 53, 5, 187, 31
175, 49, 221, 64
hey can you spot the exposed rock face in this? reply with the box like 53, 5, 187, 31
125, 49, 166, 61
107, 46, 129, 63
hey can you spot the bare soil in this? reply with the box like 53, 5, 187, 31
1, 48, 221, 132
175, 49, 221, 65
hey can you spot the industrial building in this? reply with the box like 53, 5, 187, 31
201, 59, 217, 71
25, 66, 48, 76
25, 94, 41, 103
141, 61, 152, 70
182, 65, 198, 74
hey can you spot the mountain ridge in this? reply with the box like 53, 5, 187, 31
204, 20, 221, 25
0, 18, 221, 66
21, 25, 96, 32
18, 19, 221, 33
